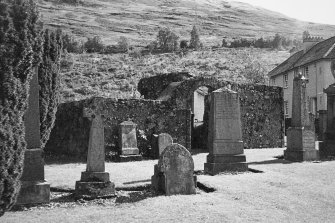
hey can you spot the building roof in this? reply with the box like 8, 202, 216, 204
268, 50, 303, 77
268, 36, 335, 77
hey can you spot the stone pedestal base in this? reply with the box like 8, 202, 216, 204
121, 148, 139, 155
319, 141, 335, 159
75, 171, 115, 199
116, 154, 143, 162
204, 154, 248, 175
284, 149, 319, 161
15, 181, 50, 205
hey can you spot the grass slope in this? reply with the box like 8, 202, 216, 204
59, 48, 289, 102
39, 0, 335, 45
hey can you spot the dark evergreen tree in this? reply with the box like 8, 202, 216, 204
0, 0, 42, 216
189, 25, 201, 50
39, 29, 62, 149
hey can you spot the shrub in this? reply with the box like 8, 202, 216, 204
39, 29, 62, 149
0, 0, 42, 216
84, 36, 104, 53
117, 36, 129, 53
61, 31, 83, 53
180, 40, 188, 49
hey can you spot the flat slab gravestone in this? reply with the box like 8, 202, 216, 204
151, 133, 173, 158
204, 87, 248, 175
117, 120, 142, 162
75, 106, 115, 199
284, 73, 319, 161
151, 144, 196, 195
16, 68, 50, 205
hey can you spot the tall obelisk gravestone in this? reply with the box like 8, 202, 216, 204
16, 69, 50, 204
204, 88, 248, 175
284, 73, 319, 161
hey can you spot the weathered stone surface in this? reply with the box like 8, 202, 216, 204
119, 121, 138, 155
75, 181, 115, 199
17, 69, 50, 205
152, 144, 196, 195
84, 113, 105, 172
285, 74, 318, 161
75, 106, 115, 198
205, 88, 247, 175
151, 133, 173, 158
319, 84, 335, 158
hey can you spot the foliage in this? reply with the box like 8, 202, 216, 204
180, 40, 188, 49
117, 36, 129, 53
61, 31, 83, 53
189, 25, 201, 50
156, 27, 179, 53
39, 29, 62, 149
0, 0, 42, 216
84, 36, 104, 53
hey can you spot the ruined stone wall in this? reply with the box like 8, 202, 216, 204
140, 76, 284, 148
138, 72, 192, 100
45, 98, 191, 158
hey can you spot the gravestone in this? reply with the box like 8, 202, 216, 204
16, 69, 50, 205
151, 133, 173, 158
284, 73, 319, 161
151, 144, 196, 195
118, 120, 142, 161
319, 84, 335, 158
204, 88, 248, 175
75, 106, 115, 199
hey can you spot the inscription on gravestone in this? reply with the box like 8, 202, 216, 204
204, 88, 248, 175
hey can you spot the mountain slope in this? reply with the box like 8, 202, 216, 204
39, 0, 335, 45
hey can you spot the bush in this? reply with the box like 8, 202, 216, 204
61, 31, 83, 53
117, 36, 129, 53
180, 40, 188, 49
84, 36, 104, 53
0, 0, 42, 216
39, 29, 62, 149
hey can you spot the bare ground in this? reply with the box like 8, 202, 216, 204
3, 148, 335, 222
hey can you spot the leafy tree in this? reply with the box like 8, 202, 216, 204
303, 30, 310, 40
0, 0, 42, 216
39, 29, 62, 149
84, 36, 104, 53
180, 40, 188, 49
189, 25, 201, 50
156, 27, 179, 52
222, 38, 228, 47
272, 33, 283, 49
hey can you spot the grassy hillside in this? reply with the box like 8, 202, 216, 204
60, 48, 289, 102
39, 0, 335, 46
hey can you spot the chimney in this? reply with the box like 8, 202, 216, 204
303, 36, 323, 53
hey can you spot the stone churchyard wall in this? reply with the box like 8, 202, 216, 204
139, 75, 284, 148
45, 97, 191, 158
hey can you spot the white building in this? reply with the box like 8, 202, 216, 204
268, 36, 335, 118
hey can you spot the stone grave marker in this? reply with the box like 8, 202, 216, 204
204, 87, 248, 175
151, 144, 196, 195
284, 73, 319, 161
75, 105, 115, 198
16, 68, 50, 205
151, 133, 173, 158
320, 84, 335, 158
118, 120, 142, 161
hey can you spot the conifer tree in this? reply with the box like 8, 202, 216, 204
39, 29, 62, 149
189, 25, 201, 50
0, 0, 42, 216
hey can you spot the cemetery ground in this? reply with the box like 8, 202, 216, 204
3, 148, 335, 222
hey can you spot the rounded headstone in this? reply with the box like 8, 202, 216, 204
158, 144, 196, 195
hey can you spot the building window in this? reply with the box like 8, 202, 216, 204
304, 66, 309, 78
284, 101, 288, 116
283, 74, 288, 88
